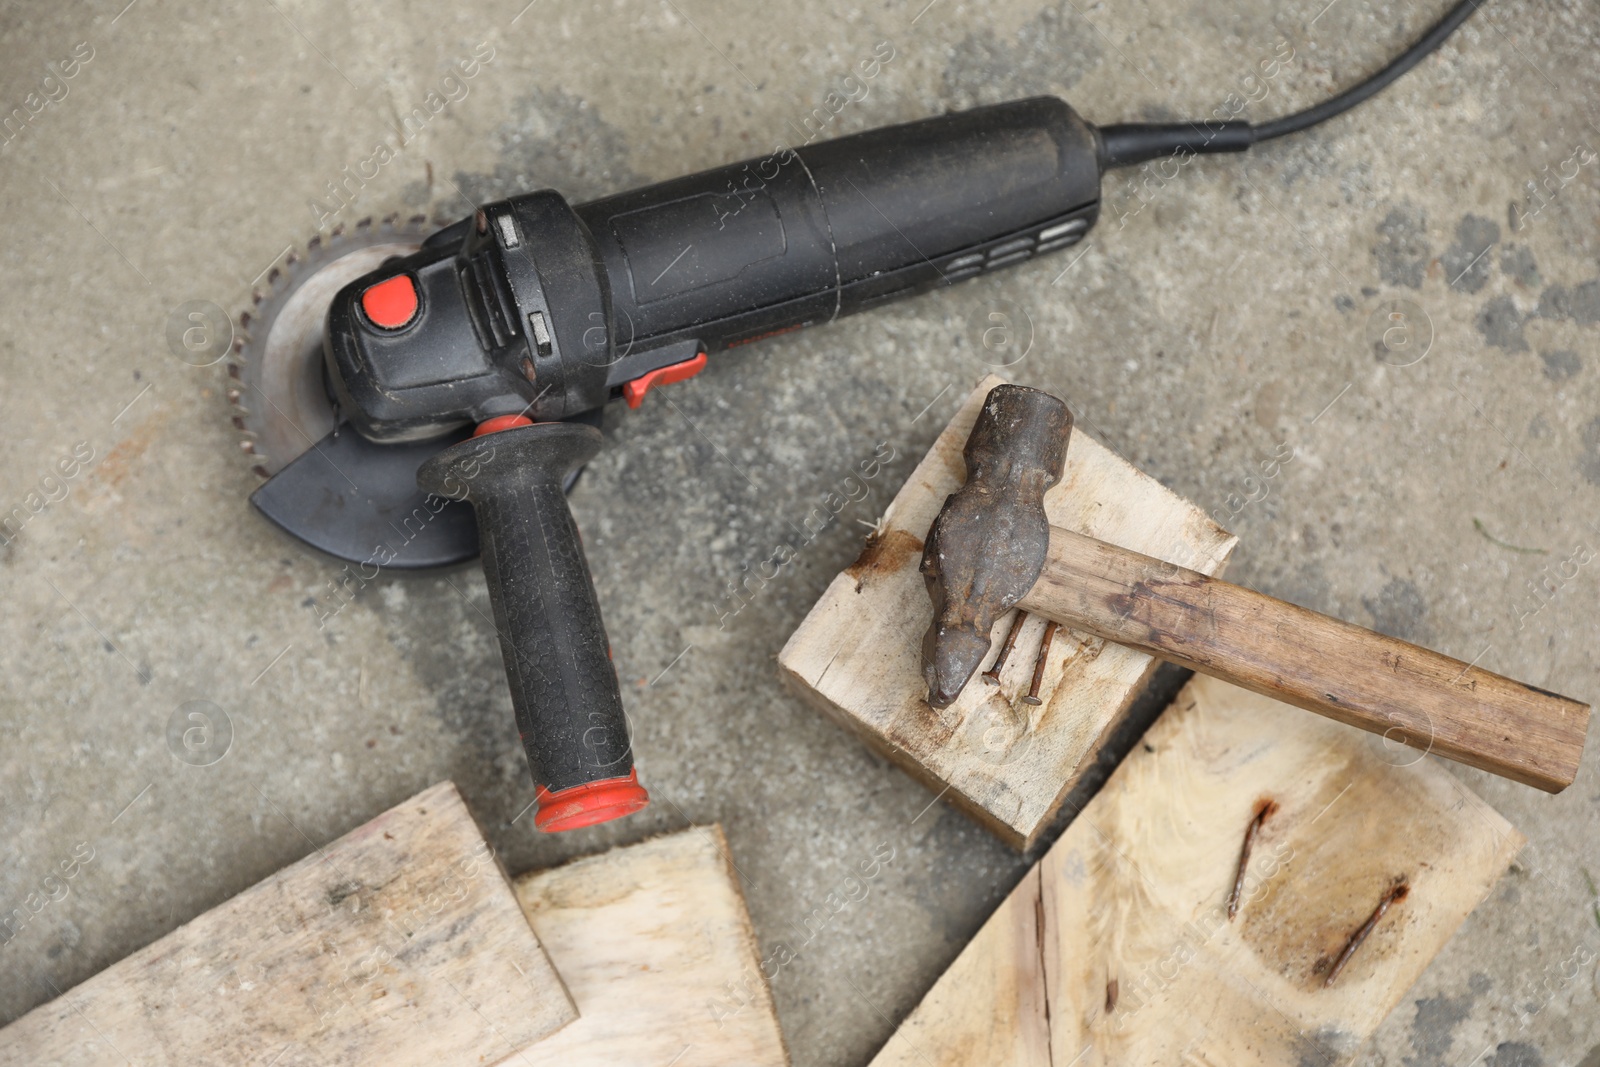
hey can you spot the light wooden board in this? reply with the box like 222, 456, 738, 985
869, 675, 1525, 1067
503, 825, 788, 1067
0, 782, 576, 1067
779, 375, 1237, 849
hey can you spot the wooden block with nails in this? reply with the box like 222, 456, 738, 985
0, 782, 576, 1067
500, 825, 789, 1066
779, 375, 1237, 849
917, 382, 1586, 791
869, 675, 1524, 1067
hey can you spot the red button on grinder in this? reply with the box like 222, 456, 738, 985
361, 274, 419, 330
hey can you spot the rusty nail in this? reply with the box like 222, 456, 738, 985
981, 611, 1028, 685
475, 209, 488, 234
1323, 882, 1409, 988
1227, 800, 1277, 921
1022, 620, 1060, 705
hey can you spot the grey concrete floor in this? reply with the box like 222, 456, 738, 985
1, 0, 1598, 1063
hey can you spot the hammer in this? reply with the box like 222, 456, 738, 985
920, 385, 1590, 792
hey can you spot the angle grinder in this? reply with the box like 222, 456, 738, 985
235, 0, 1487, 830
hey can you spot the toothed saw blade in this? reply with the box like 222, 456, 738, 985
225, 220, 491, 569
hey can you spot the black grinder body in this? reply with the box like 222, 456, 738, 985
306, 96, 1104, 824
325, 96, 1102, 439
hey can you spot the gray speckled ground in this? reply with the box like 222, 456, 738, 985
1, 0, 1598, 1063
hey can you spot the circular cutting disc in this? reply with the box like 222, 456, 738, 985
226, 215, 600, 570
228, 221, 429, 477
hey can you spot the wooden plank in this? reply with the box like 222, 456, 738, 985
779, 374, 1237, 849
0, 782, 576, 1067
1020, 525, 1588, 792
869, 675, 1524, 1067
502, 825, 789, 1067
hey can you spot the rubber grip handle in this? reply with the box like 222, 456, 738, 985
416, 423, 645, 817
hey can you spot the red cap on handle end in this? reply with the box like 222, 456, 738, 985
534, 769, 650, 832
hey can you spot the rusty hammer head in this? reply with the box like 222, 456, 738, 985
920, 384, 1072, 709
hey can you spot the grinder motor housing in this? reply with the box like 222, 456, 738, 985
324, 97, 1103, 438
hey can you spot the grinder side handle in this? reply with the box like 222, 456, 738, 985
417, 421, 648, 831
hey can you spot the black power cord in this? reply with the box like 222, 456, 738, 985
1098, 0, 1487, 168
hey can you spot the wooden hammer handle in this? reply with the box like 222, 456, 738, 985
1018, 526, 1589, 792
